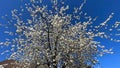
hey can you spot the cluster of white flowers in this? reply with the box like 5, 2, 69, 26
0, 0, 120, 68
0, 65, 4, 68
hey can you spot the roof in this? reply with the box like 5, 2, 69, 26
0, 60, 22, 68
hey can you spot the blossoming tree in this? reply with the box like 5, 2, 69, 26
0, 0, 120, 68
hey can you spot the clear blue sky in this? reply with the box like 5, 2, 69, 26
0, 0, 120, 68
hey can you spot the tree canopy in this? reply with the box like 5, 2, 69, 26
0, 0, 120, 68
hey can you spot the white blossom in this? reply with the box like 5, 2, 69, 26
0, 0, 120, 68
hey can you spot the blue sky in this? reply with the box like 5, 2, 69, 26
0, 0, 120, 68
83, 0, 120, 68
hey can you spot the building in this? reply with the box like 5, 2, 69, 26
0, 60, 22, 68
